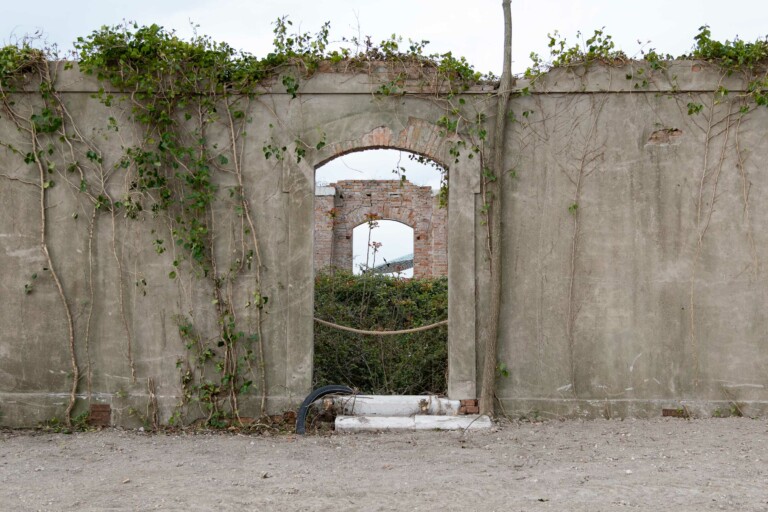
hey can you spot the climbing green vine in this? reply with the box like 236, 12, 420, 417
688, 25, 768, 106
0, 17, 493, 428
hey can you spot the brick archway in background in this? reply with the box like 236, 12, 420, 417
312, 119, 450, 278
286, 117, 478, 400
314, 179, 447, 278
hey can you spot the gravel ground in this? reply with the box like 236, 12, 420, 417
1, 417, 767, 511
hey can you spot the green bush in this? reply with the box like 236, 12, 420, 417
313, 270, 447, 395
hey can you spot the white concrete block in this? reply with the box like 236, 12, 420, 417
332, 395, 460, 416
414, 414, 492, 430
335, 415, 415, 431
335, 415, 492, 432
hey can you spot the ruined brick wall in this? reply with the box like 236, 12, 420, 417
313, 180, 447, 278
429, 193, 447, 276
314, 186, 336, 272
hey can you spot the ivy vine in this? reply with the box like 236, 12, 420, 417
0, 17, 493, 427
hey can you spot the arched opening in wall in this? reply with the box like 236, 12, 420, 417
352, 220, 414, 278
313, 148, 448, 395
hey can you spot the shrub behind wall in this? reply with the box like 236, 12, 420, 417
313, 270, 448, 395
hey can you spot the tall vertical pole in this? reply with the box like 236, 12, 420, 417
479, 0, 513, 415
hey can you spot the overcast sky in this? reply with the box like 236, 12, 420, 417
4, 0, 765, 271
3, 0, 767, 76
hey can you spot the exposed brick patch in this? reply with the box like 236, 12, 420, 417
459, 399, 479, 415
88, 403, 111, 426
647, 128, 683, 146
361, 126, 393, 147
662, 408, 690, 418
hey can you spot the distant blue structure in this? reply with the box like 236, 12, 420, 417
371, 253, 414, 274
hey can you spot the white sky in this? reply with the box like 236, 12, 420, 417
4, 0, 765, 273
3, 0, 766, 75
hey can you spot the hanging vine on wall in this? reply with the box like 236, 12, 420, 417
73, 22, 292, 426
0, 18, 496, 428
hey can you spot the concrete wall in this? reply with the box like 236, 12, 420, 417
1, 60, 767, 425
495, 61, 768, 418
0, 64, 482, 426
313, 180, 447, 277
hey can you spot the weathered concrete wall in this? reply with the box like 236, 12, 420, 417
313, 180, 447, 277
0, 64, 482, 426
495, 61, 768, 418
2, 60, 767, 426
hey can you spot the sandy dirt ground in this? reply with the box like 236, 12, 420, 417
1, 417, 767, 511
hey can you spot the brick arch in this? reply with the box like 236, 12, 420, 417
311, 117, 454, 171
350, 217, 413, 230
346, 210, 417, 233
350, 219, 415, 273
314, 178, 446, 278
344, 205, 425, 276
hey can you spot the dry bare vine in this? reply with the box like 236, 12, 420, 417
564, 95, 607, 396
